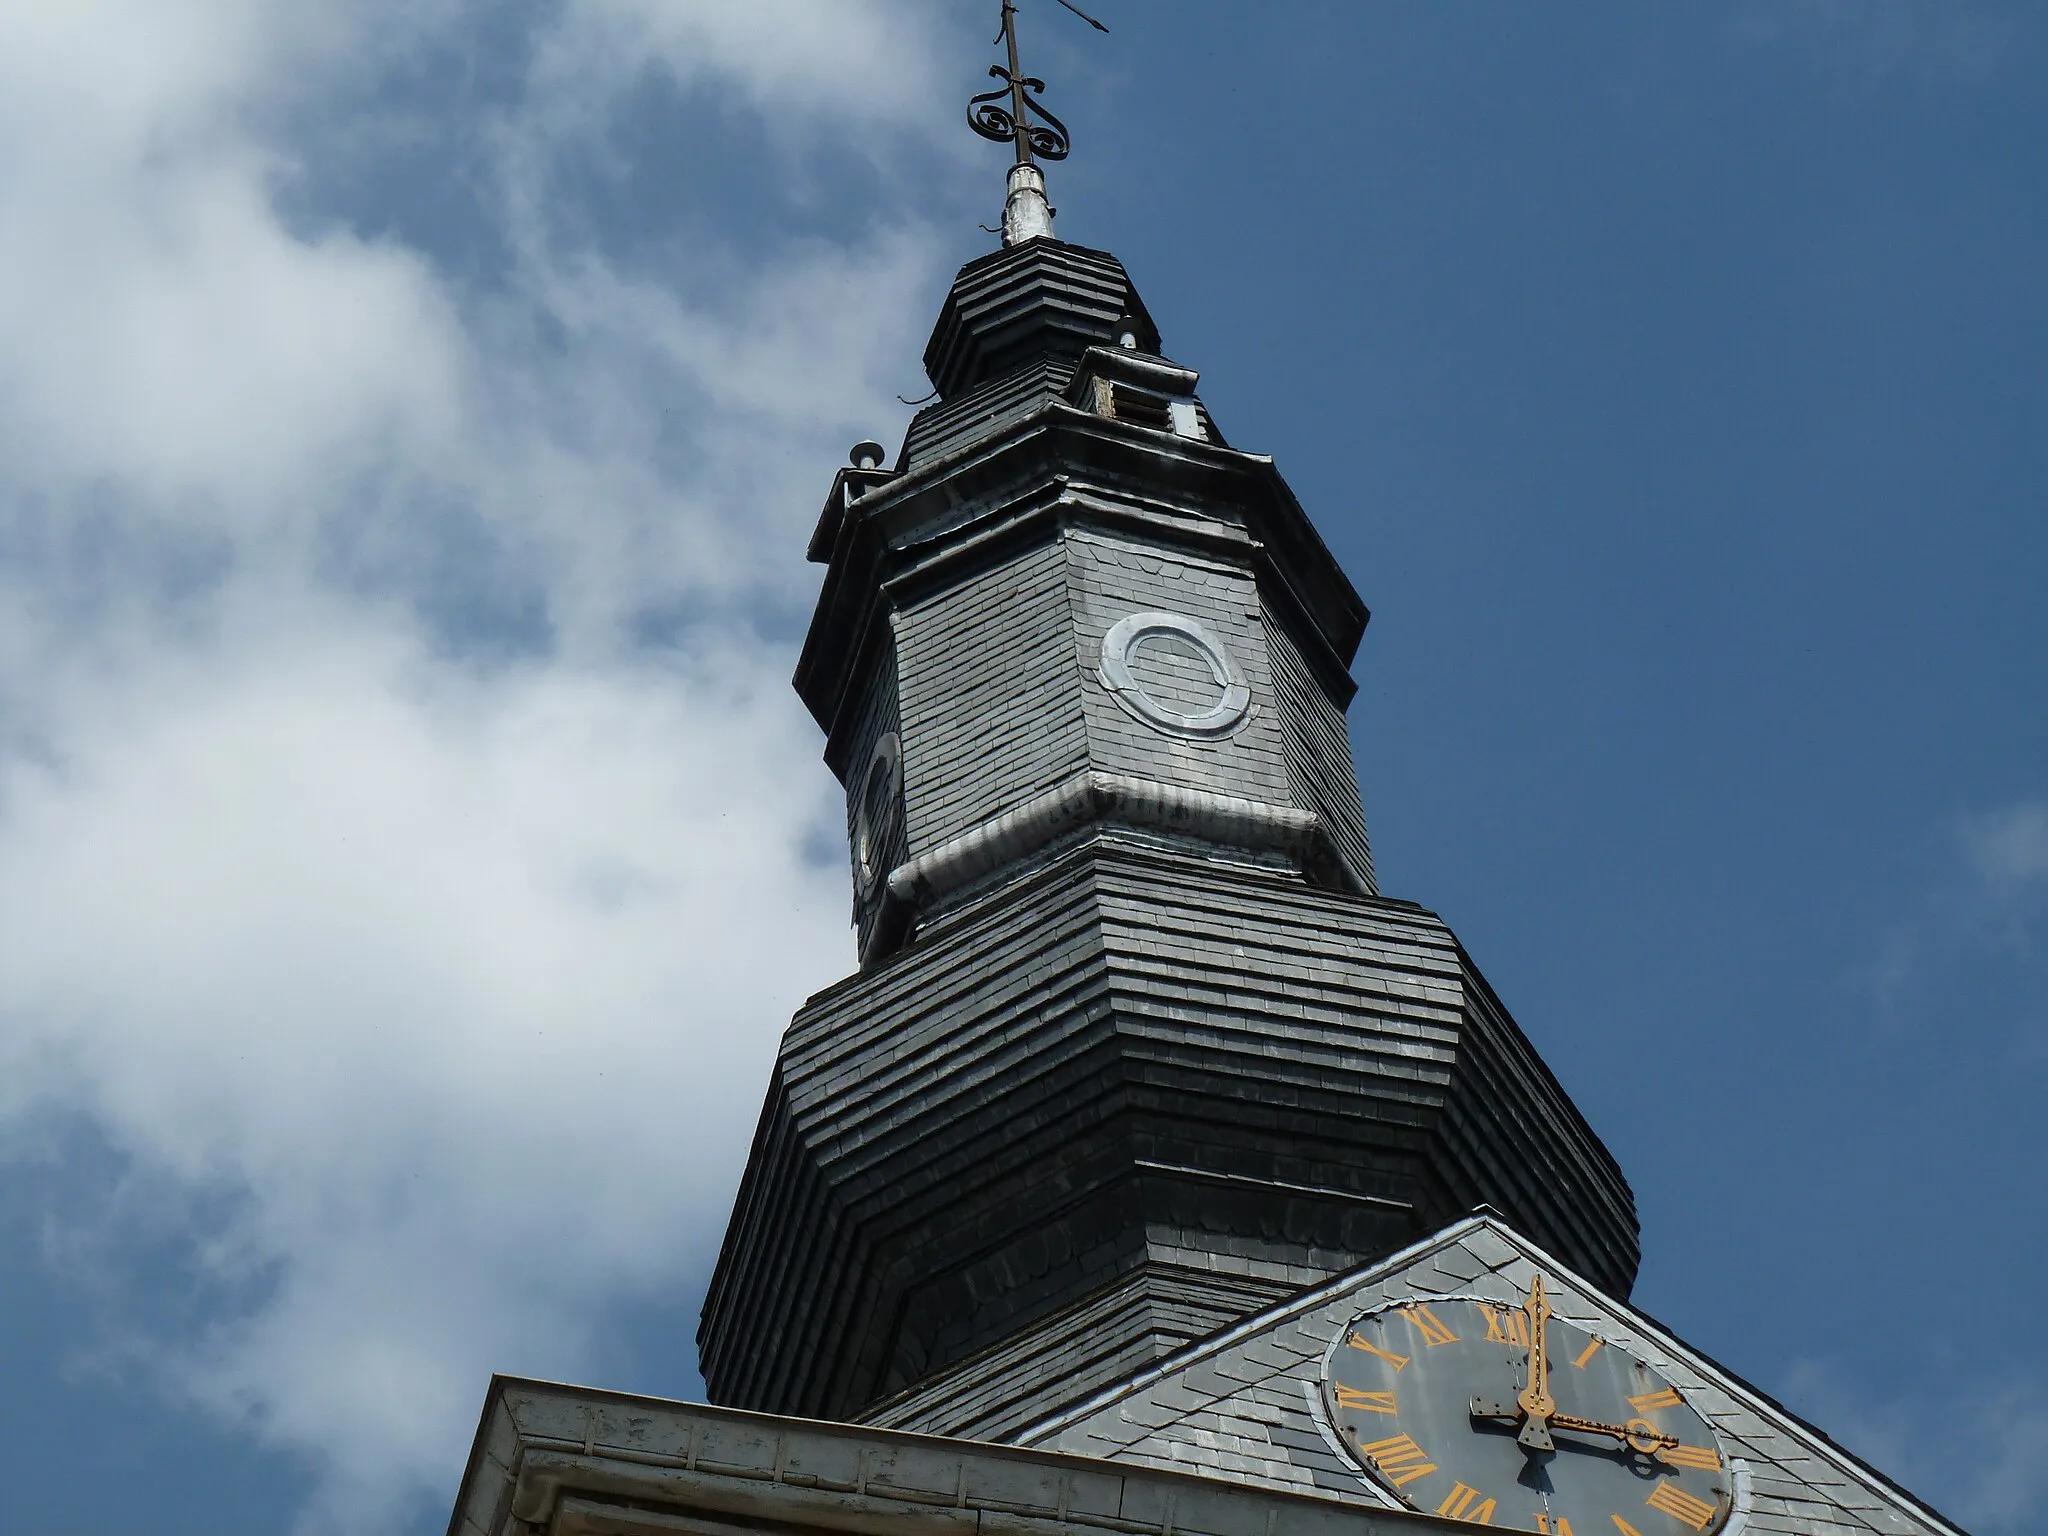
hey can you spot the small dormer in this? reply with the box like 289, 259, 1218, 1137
1061, 340, 1223, 445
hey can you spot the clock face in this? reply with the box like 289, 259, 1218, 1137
852, 732, 901, 892
1322, 1287, 1730, 1534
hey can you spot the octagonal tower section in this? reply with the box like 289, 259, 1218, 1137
799, 238, 1376, 963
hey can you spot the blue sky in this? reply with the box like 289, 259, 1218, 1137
0, 4, 2040, 1533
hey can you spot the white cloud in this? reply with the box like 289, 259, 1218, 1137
0, 1, 954, 1530
1955, 799, 2048, 965
538, 0, 946, 123
1732, 0, 2023, 88
1861, 796, 2048, 1031
1968, 1395, 2048, 1532
0, 4, 465, 511
1962, 800, 2048, 890
4, 596, 847, 1526
1782, 1358, 2048, 1534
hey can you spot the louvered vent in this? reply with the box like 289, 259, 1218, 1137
1107, 382, 1175, 433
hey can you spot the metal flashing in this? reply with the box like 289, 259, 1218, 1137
883, 769, 1332, 910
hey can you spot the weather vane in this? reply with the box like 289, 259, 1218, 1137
968, 0, 1102, 166
967, 0, 1106, 242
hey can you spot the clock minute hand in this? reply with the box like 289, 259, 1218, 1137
1515, 1273, 1556, 1452
1551, 1413, 1680, 1453
1467, 1405, 1681, 1456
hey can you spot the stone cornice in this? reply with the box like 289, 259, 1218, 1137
451, 1380, 1454, 1536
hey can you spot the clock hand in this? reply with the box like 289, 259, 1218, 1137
1553, 1413, 1681, 1453
1516, 1273, 1556, 1452
1469, 1403, 1682, 1456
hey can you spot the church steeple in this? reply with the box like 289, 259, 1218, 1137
447, 37, 1964, 1536
699, 35, 1636, 1441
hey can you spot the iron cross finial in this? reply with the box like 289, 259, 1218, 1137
966, 0, 1106, 167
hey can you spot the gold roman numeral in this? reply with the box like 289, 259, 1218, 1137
1401, 1303, 1459, 1347
1480, 1303, 1531, 1346
1658, 1443, 1721, 1471
1535, 1517, 1576, 1536
1359, 1432, 1438, 1487
1644, 1482, 1717, 1531
1627, 1386, 1684, 1413
1345, 1332, 1410, 1372
1435, 1483, 1496, 1523
1573, 1337, 1605, 1369
1611, 1519, 1644, 1536
1333, 1385, 1398, 1415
